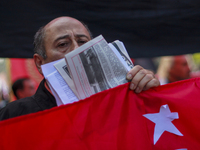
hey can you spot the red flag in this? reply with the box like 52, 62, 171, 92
0, 78, 200, 150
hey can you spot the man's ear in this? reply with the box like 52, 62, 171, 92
33, 54, 44, 75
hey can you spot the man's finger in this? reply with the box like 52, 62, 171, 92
143, 78, 160, 91
126, 65, 143, 80
129, 69, 147, 90
134, 73, 155, 93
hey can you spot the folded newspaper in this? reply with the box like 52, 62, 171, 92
42, 35, 133, 105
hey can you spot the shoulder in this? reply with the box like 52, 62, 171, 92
5, 97, 37, 109
0, 96, 41, 121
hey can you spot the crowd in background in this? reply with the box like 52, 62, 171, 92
1, 53, 200, 109
134, 53, 200, 85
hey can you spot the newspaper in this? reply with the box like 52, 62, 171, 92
41, 60, 79, 105
65, 35, 130, 100
54, 58, 78, 97
54, 38, 133, 100
41, 60, 63, 106
109, 40, 134, 69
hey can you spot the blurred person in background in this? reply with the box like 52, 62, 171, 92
12, 77, 36, 100
156, 55, 191, 85
0, 74, 10, 109
0, 93, 9, 109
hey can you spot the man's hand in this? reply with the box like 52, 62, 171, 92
126, 65, 160, 93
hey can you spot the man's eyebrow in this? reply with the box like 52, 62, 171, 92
54, 35, 70, 43
75, 34, 90, 40
54, 34, 90, 43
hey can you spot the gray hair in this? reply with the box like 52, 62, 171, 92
33, 21, 92, 59
33, 26, 47, 59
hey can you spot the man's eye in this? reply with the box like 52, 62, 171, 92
78, 40, 87, 45
58, 42, 68, 47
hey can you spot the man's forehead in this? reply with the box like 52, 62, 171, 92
44, 17, 90, 37
45, 17, 85, 31
46, 17, 77, 27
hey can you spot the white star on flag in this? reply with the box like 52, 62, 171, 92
143, 104, 183, 144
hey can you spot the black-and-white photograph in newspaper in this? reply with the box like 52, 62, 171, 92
79, 47, 111, 93
65, 35, 130, 99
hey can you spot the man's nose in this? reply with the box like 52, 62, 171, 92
72, 40, 79, 50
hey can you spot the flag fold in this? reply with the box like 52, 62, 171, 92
0, 78, 200, 150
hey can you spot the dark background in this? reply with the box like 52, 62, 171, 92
0, 0, 200, 58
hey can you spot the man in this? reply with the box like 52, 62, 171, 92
0, 16, 160, 121
157, 55, 191, 85
12, 77, 36, 100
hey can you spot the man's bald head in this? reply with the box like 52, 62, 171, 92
33, 16, 92, 75
33, 16, 92, 59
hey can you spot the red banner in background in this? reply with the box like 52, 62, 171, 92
10, 58, 43, 86
0, 78, 200, 150
9, 58, 43, 100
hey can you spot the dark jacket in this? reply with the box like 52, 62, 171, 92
0, 79, 57, 121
